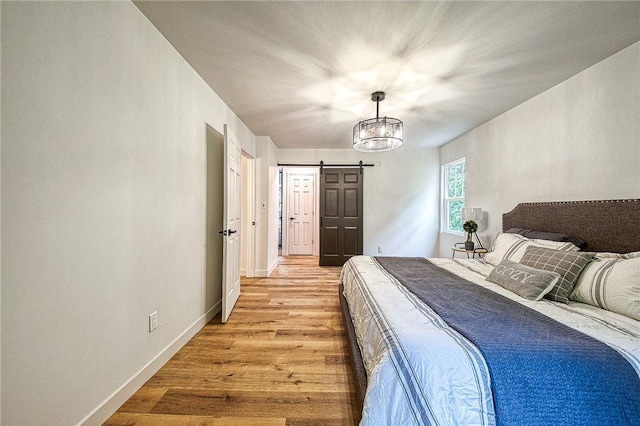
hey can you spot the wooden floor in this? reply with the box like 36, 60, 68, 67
104, 256, 360, 426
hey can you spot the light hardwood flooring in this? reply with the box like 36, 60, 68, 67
104, 256, 360, 425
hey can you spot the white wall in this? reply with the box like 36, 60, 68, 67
240, 155, 250, 276
1, 2, 256, 424
278, 147, 441, 258
255, 136, 280, 276
438, 42, 640, 256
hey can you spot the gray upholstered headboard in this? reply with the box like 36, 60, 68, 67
502, 199, 640, 253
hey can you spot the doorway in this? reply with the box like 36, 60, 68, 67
241, 154, 256, 277
205, 125, 224, 315
281, 168, 318, 256
205, 124, 255, 322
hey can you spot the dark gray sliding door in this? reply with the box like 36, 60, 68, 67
319, 168, 363, 266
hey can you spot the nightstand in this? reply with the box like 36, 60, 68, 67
451, 244, 488, 259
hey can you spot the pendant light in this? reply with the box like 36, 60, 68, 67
353, 91, 403, 152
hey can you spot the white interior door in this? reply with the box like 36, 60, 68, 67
287, 173, 315, 255
222, 124, 242, 323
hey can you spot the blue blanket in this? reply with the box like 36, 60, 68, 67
375, 257, 640, 425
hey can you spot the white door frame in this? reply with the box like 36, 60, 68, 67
241, 153, 256, 277
281, 167, 319, 256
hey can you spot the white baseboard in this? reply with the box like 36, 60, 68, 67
268, 258, 278, 275
255, 258, 278, 277
78, 301, 221, 425
255, 269, 269, 277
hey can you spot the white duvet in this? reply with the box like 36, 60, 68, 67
340, 256, 640, 426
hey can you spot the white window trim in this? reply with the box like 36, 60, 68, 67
442, 158, 465, 235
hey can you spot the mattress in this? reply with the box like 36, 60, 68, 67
340, 255, 640, 425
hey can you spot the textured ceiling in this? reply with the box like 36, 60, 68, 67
135, 1, 640, 149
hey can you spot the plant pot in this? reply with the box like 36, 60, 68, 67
465, 241, 475, 251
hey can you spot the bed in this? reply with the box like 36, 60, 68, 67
339, 199, 640, 425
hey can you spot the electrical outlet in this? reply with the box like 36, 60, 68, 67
149, 311, 158, 332
378, 246, 383, 253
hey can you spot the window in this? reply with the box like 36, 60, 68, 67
443, 158, 465, 233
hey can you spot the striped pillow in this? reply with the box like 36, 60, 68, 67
519, 246, 594, 304
569, 252, 640, 320
485, 233, 580, 267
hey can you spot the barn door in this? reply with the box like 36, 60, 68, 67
319, 168, 363, 266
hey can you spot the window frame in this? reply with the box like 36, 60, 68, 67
442, 158, 466, 234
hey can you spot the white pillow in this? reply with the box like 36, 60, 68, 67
592, 251, 640, 259
484, 233, 580, 266
570, 252, 640, 320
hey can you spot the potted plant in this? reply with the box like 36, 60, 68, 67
463, 220, 478, 250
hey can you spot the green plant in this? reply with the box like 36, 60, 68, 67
463, 220, 478, 242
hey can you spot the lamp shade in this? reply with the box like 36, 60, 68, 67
462, 207, 483, 221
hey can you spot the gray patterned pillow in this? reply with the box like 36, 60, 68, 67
519, 246, 594, 303
487, 259, 560, 301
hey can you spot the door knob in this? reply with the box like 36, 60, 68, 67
228, 229, 237, 234
290, 217, 295, 220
